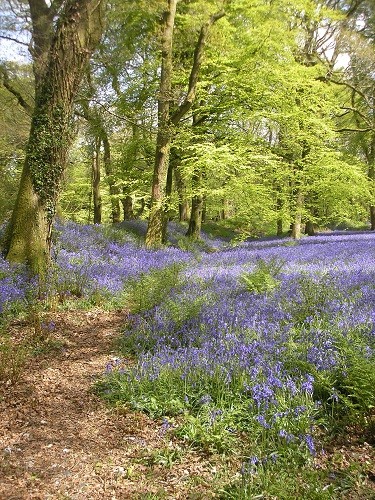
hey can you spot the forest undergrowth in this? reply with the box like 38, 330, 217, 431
1, 221, 375, 499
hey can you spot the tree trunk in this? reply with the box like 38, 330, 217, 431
186, 172, 203, 239
305, 220, 315, 236
92, 137, 102, 224
291, 191, 304, 240
276, 196, 283, 235
370, 206, 375, 231
162, 158, 174, 243
202, 196, 207, 223
369, 162, 375, 230
221, 198, 230, 220
102, 128, 121, 224
4, 0, 106, 274
145, 0, 177, 247
137, 198, 146, 217
145, 4, 225, 246
122, 193, 134, 220
175, 165, 189, 221
4, 159, 51, 271
186, 193, 203, 239
277, 218, 283, 236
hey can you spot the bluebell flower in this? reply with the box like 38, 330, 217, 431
304, 434, 316, 455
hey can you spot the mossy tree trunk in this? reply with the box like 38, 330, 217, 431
145, 0, 177, 248
4, 0, 106, 275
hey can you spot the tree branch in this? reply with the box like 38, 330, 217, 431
50, 0, 65, 17
328, 78, 372, 109
340, 106, 372, 127
170, 10, 225, 125
0, 34, 30, 47
0, 65, 33, 115
335, 127, 372, 133
345, 0, 366, 18
76, 98, 151, 132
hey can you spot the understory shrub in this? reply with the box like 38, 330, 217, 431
240, 257, 284, 294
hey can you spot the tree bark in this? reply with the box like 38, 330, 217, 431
370, 206, 375, 230
4, 0, 106, 274
137, 198, 146, 217
161, 157, 174, 243
175, 165, 189, 221
202, 196, 207, 224
145, 0, 177, 247
145, 4, 225, 246
102, 129, 121, 223
277, 218, 283, 236
368, 146, 375, 229
305, 220, 315, 236
291, 190, 304, 240
92, 137, 102, 224
221, 198, 230, 220
122, 193, 134, 220
186, 171, 203, 239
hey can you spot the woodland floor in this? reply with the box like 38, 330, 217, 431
0, 310, 224, 500
0, 309, 374, 500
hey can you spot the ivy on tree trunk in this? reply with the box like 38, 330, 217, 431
4, 0, 106, 275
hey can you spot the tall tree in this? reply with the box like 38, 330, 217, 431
145, 0, 225, 247
3, 0, 106, 274
144, 0, 177, 247
328, 0, 375, 228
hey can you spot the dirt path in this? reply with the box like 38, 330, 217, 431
0, 310, 214, 500
1, 309, 374, 499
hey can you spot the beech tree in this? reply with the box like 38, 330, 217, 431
329, 0, 375, 228
3, 0, 106, 274
0, 0, 373, 245
145, 0, 226, 247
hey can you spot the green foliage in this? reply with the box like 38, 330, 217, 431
0, 73, 30, 223
174, 407, 238, 454
141, 443, 184, 469
118, 277, 212, 356
240, 258, 283, 294
98, 358, 316, 459
201, 221, 238, 241
59, 156, 92, 223
125, 264, 183, 314
219, 457, 374, 499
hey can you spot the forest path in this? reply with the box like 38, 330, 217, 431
0, 309, 204, 499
